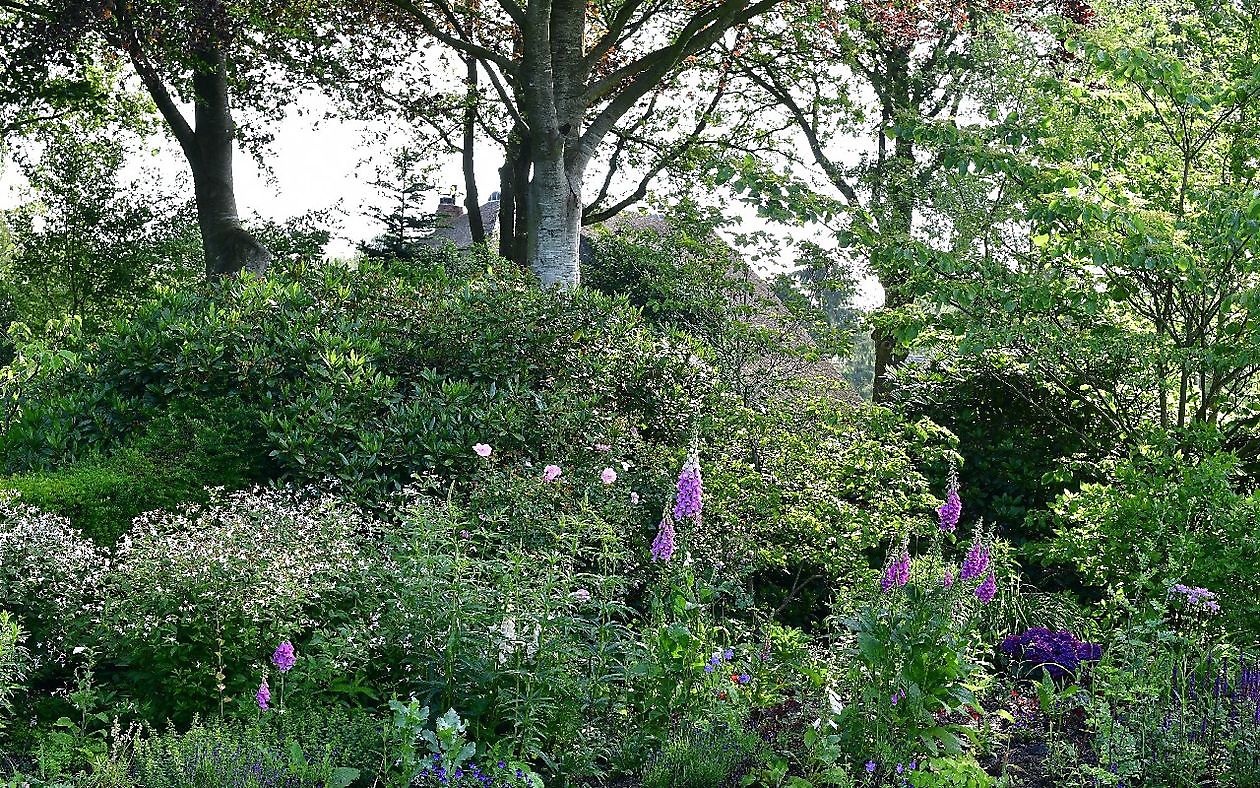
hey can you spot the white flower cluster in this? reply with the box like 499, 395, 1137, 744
0, 491, 106, 664
106, 487, 369, 649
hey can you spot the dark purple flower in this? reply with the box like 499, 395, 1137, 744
976, 572, 997, 604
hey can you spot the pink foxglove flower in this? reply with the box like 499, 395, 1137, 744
672, 457, 703, 521
256, 678, 271, 711
651, 518, 675, 562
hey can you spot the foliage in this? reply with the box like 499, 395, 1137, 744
1037, 439, 1260, 639
0, 250, 706, 496
2, 120, 198, 333
100, 488, 370, 723
703, 398, 956, 623
889, 355, 1096, 553
913, 0, 1260, 450
0, 611, 30, 733
0, 492, 104, 668
642, 716, 762, 788
584, 207, 846, 408
130, 712, 370, 788
0, 421, 254, 545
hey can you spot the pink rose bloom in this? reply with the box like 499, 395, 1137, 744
630, 492, 640, 505
600, 468, 617, 484
473, 443, 492, 458
543, 464, 562, 481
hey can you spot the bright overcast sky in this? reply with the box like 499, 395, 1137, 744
1, 93, 885, 308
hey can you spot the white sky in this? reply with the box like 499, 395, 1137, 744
1, 94, 885, 308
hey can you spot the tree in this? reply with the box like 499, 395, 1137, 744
911, 0, 1260, 451
0, 1, 348, 278
732, 0, 1065, 399
359, 146, 441, 262
3, 121, 200, 331
379, 0, 787, 287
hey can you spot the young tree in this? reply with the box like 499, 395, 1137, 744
0, 1, 346, 278
359, 146, 440, 262
912, 0, 1260, 450
3, 123, 199, 330
733, 0, 1069, 399
379, 0, 787, 287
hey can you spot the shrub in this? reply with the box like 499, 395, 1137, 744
641, 717, 762, 788
0, 418, 255, 545
0, 492, 104, 667
357, 492, 645, 779
0, 611, 29, 732
701, 399, 957, 624
1038, 438, 1260, 638
0, 252, 706, 499
100, 488, 370, 722
132, 713, 366, 788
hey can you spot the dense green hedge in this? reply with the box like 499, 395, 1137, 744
1, 249, 707, 501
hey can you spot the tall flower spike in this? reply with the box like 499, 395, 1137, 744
976, 572, 997, 605
672, 455, 703, 521
256, 678, 271, 711
961, 541, 989, 582
937, 469, 961, 532
651, 516, 676, 562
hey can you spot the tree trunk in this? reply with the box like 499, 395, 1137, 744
187, 48, 270, 279
498, 125, 530, 264
463, 56, 485, 244
870, 47, 915, 402
525, 151, 582, 288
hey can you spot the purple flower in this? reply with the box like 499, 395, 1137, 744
601, 467, 617, 484
1001, 627, 1102, 678
738, 674, 751, 684
865, 761, 877, 773
651, 517, 675, 562
976, 572, 997, 604
256, 678, 271, 711
937, 472, 961, 532
943, 568, 955, 588
472, 443, 492, 458
960, 542, 989, 581
543, 464, 562, 482
881, 546, 911, 592
724, 648, 734, 660
271, 641, 296, 673
630, 491, 640, 505
672, 457, 703, 521
593, 443, 612, 452
704, 663, 715, 673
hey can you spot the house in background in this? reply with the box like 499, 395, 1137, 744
422, 193, 504, 250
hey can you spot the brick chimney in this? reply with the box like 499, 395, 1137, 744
437, 193, 465, 220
